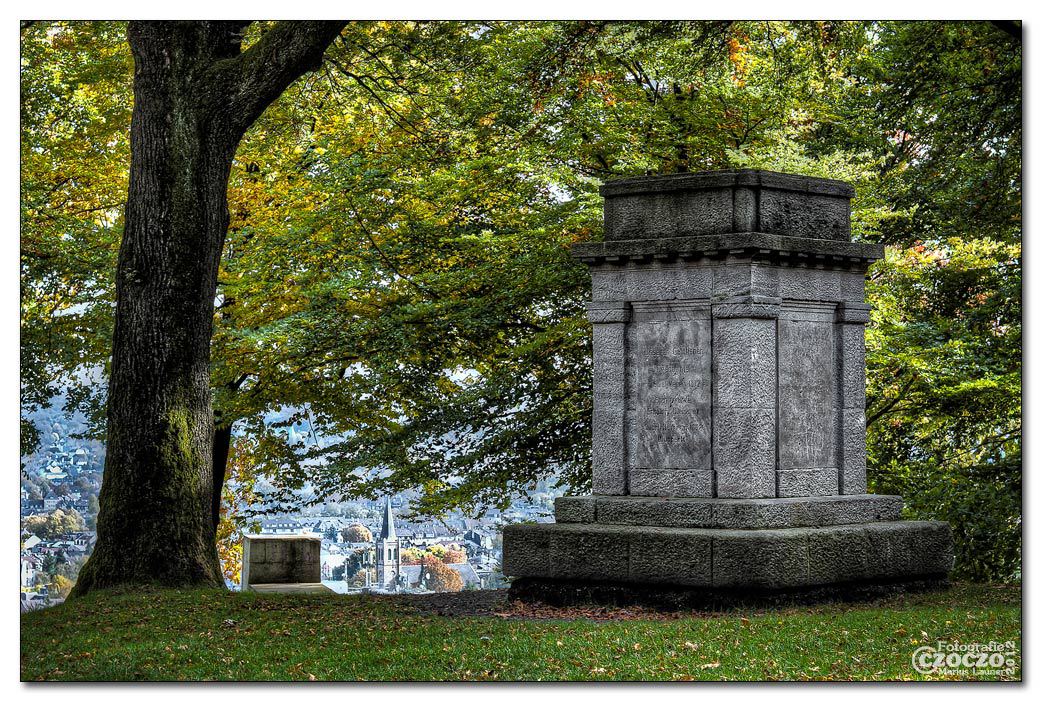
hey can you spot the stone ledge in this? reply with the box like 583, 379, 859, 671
571, 233, 884, 265
247, 583, 335, 595
554, 494, 904, 529
502, 520, 953, 591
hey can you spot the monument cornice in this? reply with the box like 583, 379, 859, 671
571, 232, 885, 266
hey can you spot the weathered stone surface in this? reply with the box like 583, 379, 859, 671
591, 323, 625, 403
592, 265, 714, 302
839, 409, 868, 494
841, 271, 867, 303
554, 496, 597, 524
624, 311, 711, 488
807, 521, 954, 584
628, 469, 712, 498
713, 407, 776, 498
587, 300, 631, 324
711, 296, 782, 320
777, 468, 835, 497
242, 535, 321, 590
554, 494, 904, 529
837, 319, 868, 409
630, 529, 714, 586
712, 528, 811, 588
502, 520, 953, 591
600, 170, 854, 241
778, 318, 836, 487
712, 261, 780, 299
778, 267, 843, 302
591, 408, 625, 495
713, 317, 776, 408
758, 187, 851, 241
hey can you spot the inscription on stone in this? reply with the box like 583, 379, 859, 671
778, 319, 836, 482
625, 315, 711, 476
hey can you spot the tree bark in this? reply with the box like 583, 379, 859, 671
72, 20, 345, 596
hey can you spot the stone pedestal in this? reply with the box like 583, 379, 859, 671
242, 534, 325, 593
503, 170, 952, 606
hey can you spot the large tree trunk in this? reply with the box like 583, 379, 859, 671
72, 20, 344, 596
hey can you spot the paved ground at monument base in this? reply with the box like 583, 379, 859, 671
21, 582, 1020, 681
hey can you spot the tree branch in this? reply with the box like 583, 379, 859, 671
213, 20, 347, 136
991, 21, 1022, 43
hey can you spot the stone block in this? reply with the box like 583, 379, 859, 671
587, 300, 631, 324
759, 188, 852, 241
502, 520, 952, 593
837, 323, 867, 409
550, 524, 630, 581
778, 319, 836, 484
777, 468, 836, 497
712, 317, 776, 408
713, 407, 776, 498
630, 528, 713, 586
501, 524, 554, 576
801, 494, 902, 525
778, 267, 843, 303
594, 496, 714, 527
591, 269, 627, 301
264, 539, 286, 565
625, 267, 681, 301
592, 324, 625, 404
628, 469, 713, 498
711, 529, 811, 589
242, 535, 321, 589
839, 409, 868, 494
600, 170, 854, 241
749, 264, 780, 298
604, 188, 734, 240
806, 524, 879, 583
554, 496, 596, 523
554, 494, 902, 529
626, 411, 711, 473
713, 261, 752, 299
711, 296, 782, 320
591, 409, 625, 495
840, 271, 867, 303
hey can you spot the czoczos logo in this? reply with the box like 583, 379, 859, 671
912, 640, 1018, 677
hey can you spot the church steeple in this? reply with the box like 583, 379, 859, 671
375, 495, 400, 590
378, 495, 397, 541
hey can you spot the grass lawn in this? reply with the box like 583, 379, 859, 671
21, 582, 1020, 681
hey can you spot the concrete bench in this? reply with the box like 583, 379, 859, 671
241, 534, 331, 593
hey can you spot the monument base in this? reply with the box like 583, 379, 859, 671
507, 575, 950, 611
502, 514, 953, 608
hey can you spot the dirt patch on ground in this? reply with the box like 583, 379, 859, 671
391, 589, 700, 621
393, 589, 509, 617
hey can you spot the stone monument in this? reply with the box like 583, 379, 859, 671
242, 534, 329, 593
502, 169, 953, 606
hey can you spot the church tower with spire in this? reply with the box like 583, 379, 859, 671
375, 495, 400, 590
